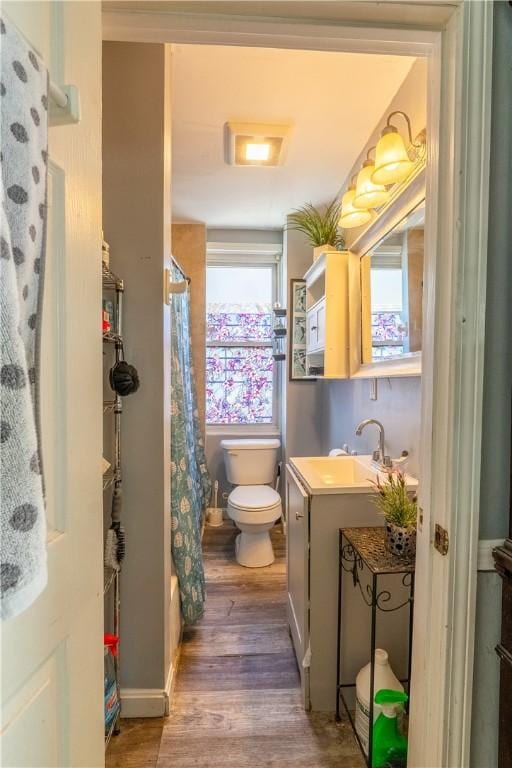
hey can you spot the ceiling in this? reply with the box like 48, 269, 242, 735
171, 44, 416, 228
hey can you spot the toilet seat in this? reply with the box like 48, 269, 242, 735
229, 485, 281, 511
227, 485, 282, 525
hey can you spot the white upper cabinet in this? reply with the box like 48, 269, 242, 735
304, 250, 351, 378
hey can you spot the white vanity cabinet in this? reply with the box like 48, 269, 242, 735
286, 459, 412, 712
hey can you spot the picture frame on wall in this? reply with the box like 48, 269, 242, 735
289, 279, 313, 381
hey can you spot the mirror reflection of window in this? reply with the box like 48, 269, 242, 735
370, 239, 405, 359
362, 202, 424, 363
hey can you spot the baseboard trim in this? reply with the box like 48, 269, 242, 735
164, 642, 181, 715
477, 538, 505, 572
120, 642, 181, 718
121, 577, 183, 718
120, 687, 169, 718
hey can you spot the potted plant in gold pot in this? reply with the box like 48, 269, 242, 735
372, 471, 418, 559
287, 199, 345, 261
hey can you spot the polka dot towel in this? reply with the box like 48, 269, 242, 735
1, 15, 48, 619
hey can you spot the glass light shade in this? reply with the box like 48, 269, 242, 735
339, 188, 372, 229
372, 128, 415, 186
353, 162, 390, 210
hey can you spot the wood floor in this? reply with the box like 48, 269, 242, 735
106, 521, 364, 768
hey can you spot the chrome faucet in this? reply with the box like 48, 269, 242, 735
355, 419, 392, 469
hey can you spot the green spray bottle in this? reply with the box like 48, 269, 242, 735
371, 689, 409, 768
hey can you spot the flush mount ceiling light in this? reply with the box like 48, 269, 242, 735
245, 143, 271, 162
225, 122, 291, 166
372, 111, 426, 186
339, 177, 373, 229
353, 147, 390, 210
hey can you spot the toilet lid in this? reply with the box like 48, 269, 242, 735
221, 438, 280, 451
229, 485, 281, 511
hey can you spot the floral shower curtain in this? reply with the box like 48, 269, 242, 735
170, 267, 211, 624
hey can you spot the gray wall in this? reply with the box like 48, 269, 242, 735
479, 0, 512, 542
470, 4, 512, 766
103, 42, 173, 691
281, 225, 323, 465
471, 571, 502, 768
317, 377, 421, 474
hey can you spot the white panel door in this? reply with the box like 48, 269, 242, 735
1, 2, 104, 766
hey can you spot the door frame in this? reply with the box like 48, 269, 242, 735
103, 5, 493, 765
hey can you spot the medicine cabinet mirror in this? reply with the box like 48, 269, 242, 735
347, 166, 425, 379
361, 201, 424, 364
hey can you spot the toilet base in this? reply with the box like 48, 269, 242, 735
235, 531, 275, 568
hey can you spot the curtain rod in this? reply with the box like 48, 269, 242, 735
171, 255, 191, 284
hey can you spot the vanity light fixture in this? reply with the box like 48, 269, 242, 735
225, 122, 291, 166
372, 111, 425, 186
339, 176, 373, 229
353, 147, 390, 210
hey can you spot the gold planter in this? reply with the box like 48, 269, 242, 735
313, 244, 338, 262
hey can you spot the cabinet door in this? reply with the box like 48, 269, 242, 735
316, 299, 326, 350
306, 307, 319, 351
286, 465, 310, 706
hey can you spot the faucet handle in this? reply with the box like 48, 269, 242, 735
372, 449, 381, 463
382, 455, 393, 469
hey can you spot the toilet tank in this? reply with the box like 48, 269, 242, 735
221, 439, 281, 485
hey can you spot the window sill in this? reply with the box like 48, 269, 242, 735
206, 424, 281, 437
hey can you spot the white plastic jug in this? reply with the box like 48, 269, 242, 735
355, 648, 403, 755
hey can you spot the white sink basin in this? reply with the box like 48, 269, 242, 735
289, 454, 418, 495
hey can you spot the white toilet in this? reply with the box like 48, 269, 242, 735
221, 438, 282, 568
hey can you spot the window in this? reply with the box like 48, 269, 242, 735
206, 262, 276, 426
